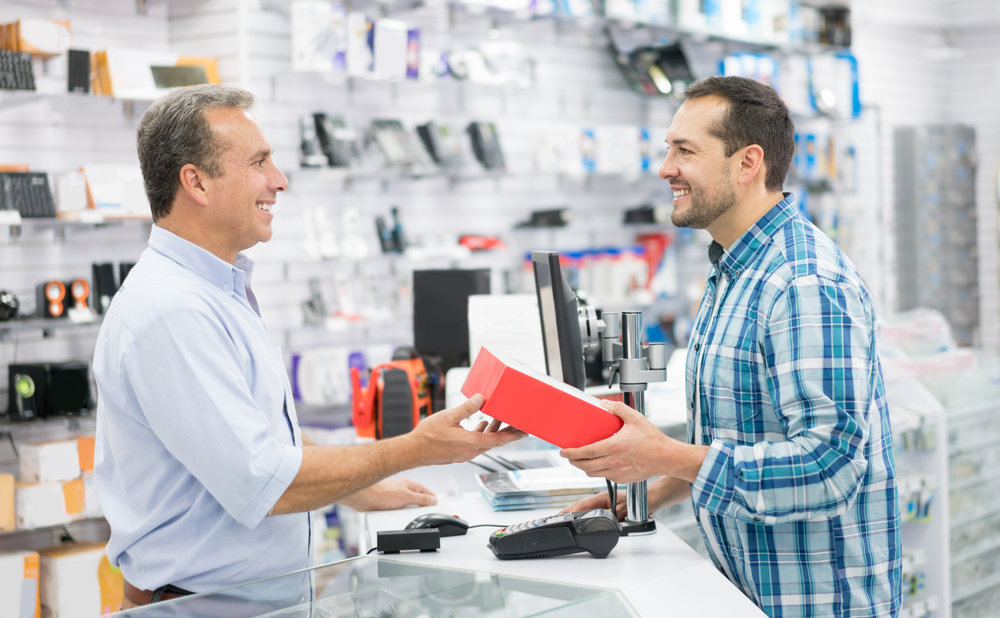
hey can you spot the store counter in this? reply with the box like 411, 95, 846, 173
361, 491, 765, 617
114, 458, 764, 617
114, 490, 763, 618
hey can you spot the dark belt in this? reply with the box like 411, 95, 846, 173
124, 581, 193, 606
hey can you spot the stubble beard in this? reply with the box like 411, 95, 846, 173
670, 174, 737, 230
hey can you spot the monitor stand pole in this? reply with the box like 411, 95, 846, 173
619, 312, 657, 536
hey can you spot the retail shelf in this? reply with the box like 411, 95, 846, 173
951, 535, 1000, 567
0, 316, 102, 341
286, 165, 506, 189
950, 507, 1000, 532
0, 90, 44, 112
948, 434, 1000, 458
953, 570, 1000, 604
0, 517, 107, 540
0, 415, 95, 442
949, 471, 1000, 494
0, 88, 152, 115
0, 214, 151, 243
287, 165, 661, 194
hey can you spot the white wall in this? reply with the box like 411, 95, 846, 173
851, 0, 1000, 351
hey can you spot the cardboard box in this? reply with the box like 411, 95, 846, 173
0, 550, 40, 618
461, 347, 624, 448
38, 543, 115, 618
15, 479, 85, 529
18, 439, 81, 484
0, 472, 14, 532
76, 435, 95, 473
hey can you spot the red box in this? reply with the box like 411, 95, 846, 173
461, 347, 624, 448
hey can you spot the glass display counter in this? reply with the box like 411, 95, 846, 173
113, 555, 637, 617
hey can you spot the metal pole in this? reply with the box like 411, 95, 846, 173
619, 312, 656, 535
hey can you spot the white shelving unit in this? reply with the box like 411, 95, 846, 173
887, 378, 952, 618
919, 364, 1000, 618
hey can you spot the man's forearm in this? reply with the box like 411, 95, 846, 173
648, 476, 693, 512
270, 434, 421, 515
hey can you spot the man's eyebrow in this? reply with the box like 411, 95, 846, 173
249, 148, 272, 161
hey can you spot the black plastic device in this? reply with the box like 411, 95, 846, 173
466, 121, 505, 170
405, 512, 470, 537
488, 509, 621, 560
313, 113, 360, 167
376, 528, 441, 553
416, 121, 464, 168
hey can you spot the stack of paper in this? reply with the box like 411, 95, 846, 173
476, 466, 608, 511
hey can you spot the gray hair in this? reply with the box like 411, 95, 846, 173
136, 84, 255, 221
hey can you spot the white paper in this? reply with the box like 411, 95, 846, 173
468, 294, 546, 373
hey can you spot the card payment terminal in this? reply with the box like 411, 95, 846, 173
488, 509, 622, 559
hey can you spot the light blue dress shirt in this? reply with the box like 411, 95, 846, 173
93, 225, 308, 593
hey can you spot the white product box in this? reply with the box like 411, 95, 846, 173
15, 479, 85, 529
0, 550, 40, 618
18, 439, 81, 484
38, 543, 110, 618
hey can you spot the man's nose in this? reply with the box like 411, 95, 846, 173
659, 154, 677, 180
271, 165, 289, 192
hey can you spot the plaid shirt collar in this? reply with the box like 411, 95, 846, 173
707, 193, 797, 278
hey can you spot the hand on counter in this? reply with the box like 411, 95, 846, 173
339, 477, 437, 511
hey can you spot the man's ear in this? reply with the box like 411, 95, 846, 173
736, 144, 766, 187
178, 163, 209, 206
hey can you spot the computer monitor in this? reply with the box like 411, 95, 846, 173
531, 251, 587, 391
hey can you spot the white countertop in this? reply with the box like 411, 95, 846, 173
361, 487, 765, 617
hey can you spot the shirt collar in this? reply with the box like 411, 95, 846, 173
148, 225, 255, 296
707, 193, 797, 277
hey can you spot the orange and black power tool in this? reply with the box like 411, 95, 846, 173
350, 348, 441, 439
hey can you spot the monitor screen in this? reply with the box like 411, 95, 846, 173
531, 251, 586, 391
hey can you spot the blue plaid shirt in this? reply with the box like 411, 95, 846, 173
685, 195, 902, 617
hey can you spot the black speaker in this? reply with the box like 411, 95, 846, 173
118, 261, 136, 286
47, 362, 91, 416
412, 269, 491, 373
6, 362, 92, 420
67, 49, 91, 93
92, 262, 118, 314
37, 280, 67, 318
8, 364, 48, 421
67, 278, 90, 309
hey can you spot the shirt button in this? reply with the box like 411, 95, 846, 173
753, 517, 761, 522
694, 343, 700, 351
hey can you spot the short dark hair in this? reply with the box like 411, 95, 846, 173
136, 84, 255, 221
682, 76, 795, 192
